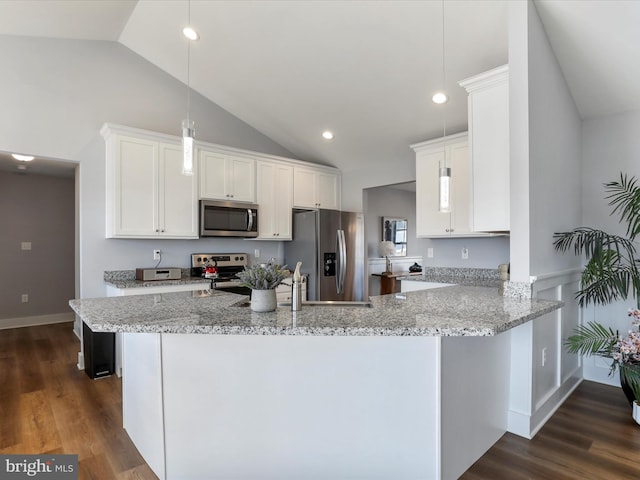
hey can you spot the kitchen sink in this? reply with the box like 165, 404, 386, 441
278, 300, 373, 308
231, 300, 373, 309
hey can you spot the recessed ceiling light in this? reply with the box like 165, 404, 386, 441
322, 131, 334, 140
183, 26, 199, 41
12, 153, 34, 161
432, 92, 448, 104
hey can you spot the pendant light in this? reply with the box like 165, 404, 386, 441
437, 0, 451, 213
182, 0, 198, 176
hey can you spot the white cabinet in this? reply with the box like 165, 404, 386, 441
459, 65, 510, 232
256, 160, 293, 240
106, 282, 210, 378
275, 278, 307, 303
199, 150, 256, 203
293, 167, 341, 210
104, 131, 198, 239
413, 133, 489, 238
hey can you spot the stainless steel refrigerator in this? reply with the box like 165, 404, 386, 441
284, 209, 366, 301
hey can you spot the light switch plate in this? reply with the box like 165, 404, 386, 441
21, 242, 31, 251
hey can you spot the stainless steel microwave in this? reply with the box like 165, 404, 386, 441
199, 200, 259, 237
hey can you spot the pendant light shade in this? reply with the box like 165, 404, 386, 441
182, 119, 195, 176
439, 166, 451, 213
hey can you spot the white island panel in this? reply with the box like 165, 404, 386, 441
122, 332, 165, 480
160, 334, 441, 480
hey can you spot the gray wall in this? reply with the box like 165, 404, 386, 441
363, 184, 510, 269
0, 36, 294, 298
526, 1, 582, 277
581, 109, 640, 385
0, 171, 74, 319
508, 1, 582, 280
363, 185, 417, 259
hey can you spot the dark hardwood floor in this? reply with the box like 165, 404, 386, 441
462, 379, 640, 479
0, 322, 157, 479
2, 322, 640, 479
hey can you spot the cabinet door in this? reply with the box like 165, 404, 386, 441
256, 161, 277, 239
416, 149, 451, 237
316, 172, 340, 210
273, 163, 293, 239
470, 81, 509, 231
199, 150, 228, 200
293, 168, 317, 208
111, 135, 158, 236
257, 161, 292, 239
159, 143, 198, 238
227, 156, 255, 203
449, 142, 472, 236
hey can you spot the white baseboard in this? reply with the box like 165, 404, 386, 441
0, 312, 75, 330
508, 374, 582, 439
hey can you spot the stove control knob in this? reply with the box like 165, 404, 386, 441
239, 256, 244, 261
203, 257, 208, 263
197, 257, 202, 262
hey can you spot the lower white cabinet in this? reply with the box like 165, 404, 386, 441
103, 127, 198, 239
275, 279, 307, 303
256, 160, 293, 240
105, 282, 210, 377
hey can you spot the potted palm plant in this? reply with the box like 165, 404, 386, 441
237, 262, 288, 312
553, 173, 640, 406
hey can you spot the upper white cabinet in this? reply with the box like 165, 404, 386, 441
459, 64, 510, 232
102, 123, 343, 242
199, 150, 256, 203
413, 133, 482, 238
256, 160, 293, 240
103, 127, 198, 239
293, 167, 341, 210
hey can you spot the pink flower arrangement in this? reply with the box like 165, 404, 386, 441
612, 309, 640, 366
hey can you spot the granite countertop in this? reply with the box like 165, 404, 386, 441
69, 285, 562, 337
400, 267, 503, 288
104, 269, 211, 289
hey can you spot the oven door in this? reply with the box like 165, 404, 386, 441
200, 200, 258, 237
213, 280, 252, 296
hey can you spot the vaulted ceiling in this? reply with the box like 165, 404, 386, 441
0, 0, 638, 178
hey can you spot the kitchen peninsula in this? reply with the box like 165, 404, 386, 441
70, 286, 562, 480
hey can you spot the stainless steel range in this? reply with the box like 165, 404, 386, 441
190, 253, 250, 295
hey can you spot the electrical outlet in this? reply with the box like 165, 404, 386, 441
21, 242, 31, 251
21, 294, 28, 303
153, 249, 161, 260
427, 248, 434, 258
254, 249, 260, 259
461, 248, 469, 260
542, 347, 547, 367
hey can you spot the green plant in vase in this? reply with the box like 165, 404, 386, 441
237, 262, 288, 290
237, 262, 288, 312
553, 173, 640, 404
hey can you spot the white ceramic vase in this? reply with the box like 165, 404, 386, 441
633, 402, 640, 426
250, 289, 277, 312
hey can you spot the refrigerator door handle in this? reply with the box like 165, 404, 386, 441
336, 229, 346, 294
